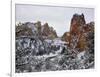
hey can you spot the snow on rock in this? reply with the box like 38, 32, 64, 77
77, 51, 86, 60
15, 17, 94, 73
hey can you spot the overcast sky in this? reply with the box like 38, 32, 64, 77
16, 4, 94, 37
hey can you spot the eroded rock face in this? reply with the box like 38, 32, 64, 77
69, 13, 86, 49
62, 32, 70, 43
63, 14, 94, 52
42, 23, 58, 39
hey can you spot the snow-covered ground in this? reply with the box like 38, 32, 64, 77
16, 36, 94, 73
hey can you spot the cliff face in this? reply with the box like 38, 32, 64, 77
62, 32, 70, 43
69, 13, 86, 50
42, 23, 57, 39
63, 13, 94, 52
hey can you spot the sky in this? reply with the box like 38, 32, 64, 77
16, 4, 94, 37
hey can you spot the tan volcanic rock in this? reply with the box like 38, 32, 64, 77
63, 13, 94, 52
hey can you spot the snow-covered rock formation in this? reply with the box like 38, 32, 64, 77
15, 14, 94, 73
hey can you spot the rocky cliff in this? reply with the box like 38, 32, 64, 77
62, 13, 94, 52
42, 23, 57, 39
